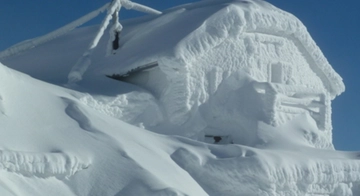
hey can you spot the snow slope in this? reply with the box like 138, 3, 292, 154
0, 62, 207, 196
1, 62, 359, 196
0, 62, 359, 195
0, 0, 359, 195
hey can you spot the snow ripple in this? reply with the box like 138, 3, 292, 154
0, 150, 90, 178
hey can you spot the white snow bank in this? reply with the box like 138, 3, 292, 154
0, 53, 359, 195
0, 62, 207, 196
171, 144, 360, 196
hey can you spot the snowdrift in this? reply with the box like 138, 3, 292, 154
0, 62, 206, 196
0, 0, 359, 195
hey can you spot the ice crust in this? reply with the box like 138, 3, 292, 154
0, 0, 357, 195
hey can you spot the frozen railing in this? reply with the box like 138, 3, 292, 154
253, 82, 331, 131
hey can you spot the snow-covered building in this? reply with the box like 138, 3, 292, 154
1, 0, 345, 149
2, 1, 360, 196
102, 0, 344, 148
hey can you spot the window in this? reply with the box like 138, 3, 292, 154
269, 63, 283, 83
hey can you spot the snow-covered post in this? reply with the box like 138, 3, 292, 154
107, 7, 122, 56
67, 0, 162, 84
67, 0, 122, 83
0, 3, 109, 60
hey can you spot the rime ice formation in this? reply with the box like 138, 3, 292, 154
68, 0, 162, 83
0, 0, 359, 196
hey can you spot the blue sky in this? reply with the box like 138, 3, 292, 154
1, 0, 359, 151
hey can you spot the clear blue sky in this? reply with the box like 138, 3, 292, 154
1, 0, 359, 151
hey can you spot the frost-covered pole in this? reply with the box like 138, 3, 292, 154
68, 0, 122, 83
107, 4, 122, 56
67, 0, 161, 84
0, 3, 109, 60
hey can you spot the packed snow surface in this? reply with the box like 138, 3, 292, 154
0, 0, 358, 195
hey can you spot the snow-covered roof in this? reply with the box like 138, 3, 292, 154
1, 0, 344, 97
103, 0, 344, 97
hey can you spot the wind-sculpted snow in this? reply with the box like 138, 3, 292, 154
78, 91, 163, 127
0, 150, 89, 178
0, 62, 208, 196
115, 180, 186, 196
171, 145, 360, 196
